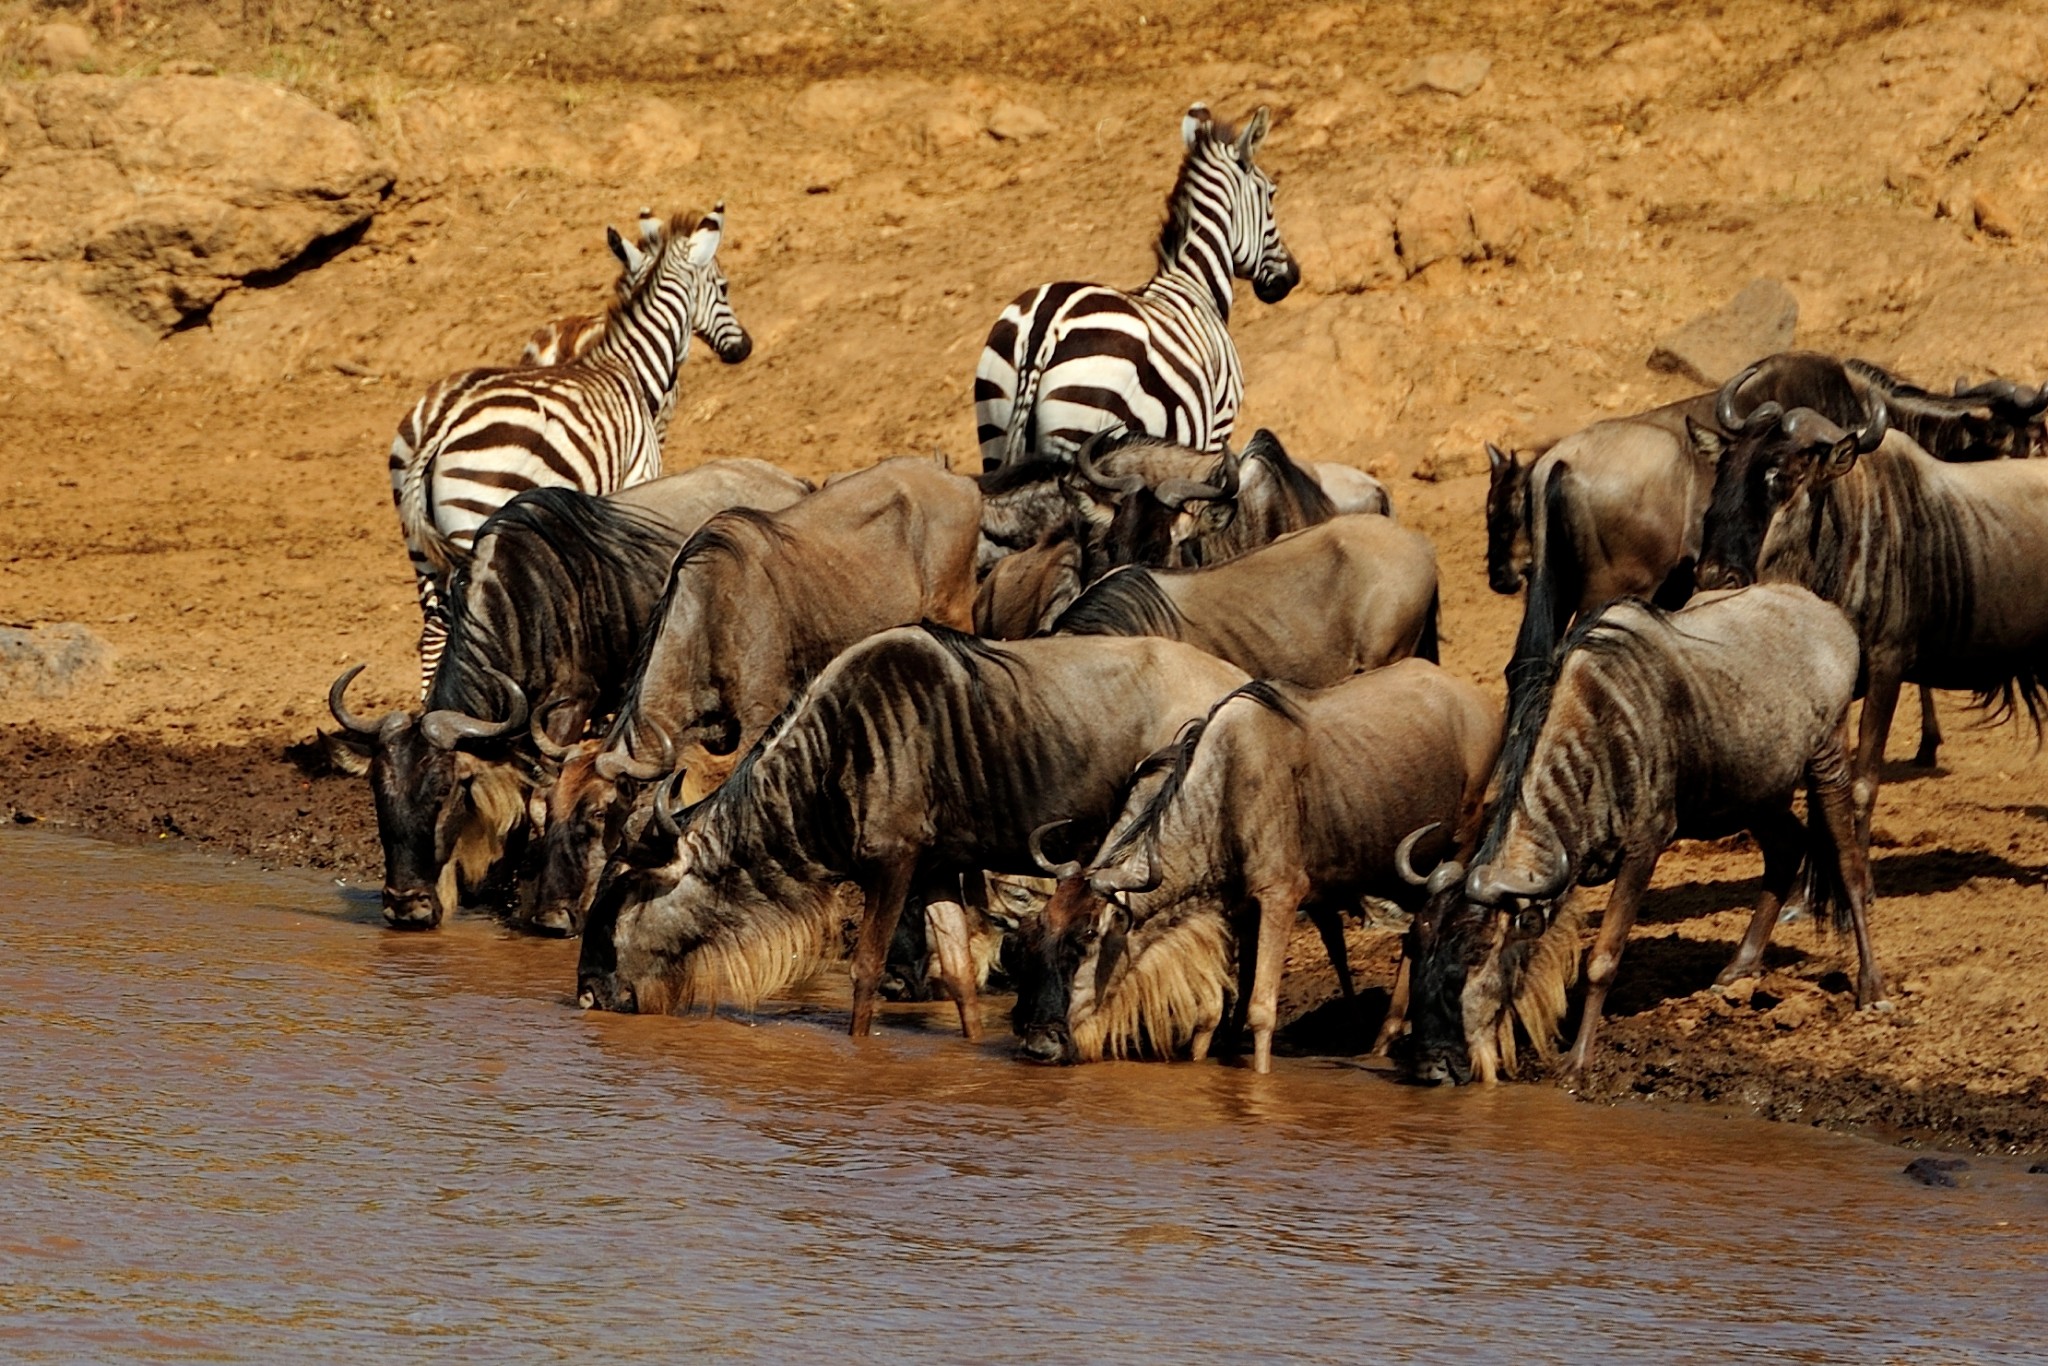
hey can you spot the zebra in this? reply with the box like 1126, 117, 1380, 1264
519, 209, 663, 366
973, 103, 1299, 474
389, 203, 753, 695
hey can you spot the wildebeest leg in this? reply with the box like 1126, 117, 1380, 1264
1563, 851, 1657, 1081
1715, 803, 1806, 987
850, 855, 918, 1038
1854, 667, 1903, 845
1810, 724, 1889, 1009
1912, 686, 1942, 767
924, 884, 985, 1042
1307, 905, 1355, 1000
1247, 872, 1311, 1074
1369, 952, 1412, 1057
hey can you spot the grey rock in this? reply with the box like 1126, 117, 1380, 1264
0, 623, 113, 699
1902, 1156, 1970, 1188
1401, 52, 1492, 98
1648, 279, 1799, 385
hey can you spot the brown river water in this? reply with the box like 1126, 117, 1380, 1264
3, 826, 2046, 1363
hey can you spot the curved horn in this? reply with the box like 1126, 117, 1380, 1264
1029, 820, 1084, 881
420, 669, 530, 750
595, 722, 676, 783
1955, 377, 2048, 418
529, 697, 576, 760
1716, 361, 1765, 432
1074, 429, 1143, 495
1091, 851, 1160, 894
1466, 846, 1571, 905
1853, 388, 1889, 454
327, 664, 382, 738
1425, 860, 1467, 898
650, 768, 690, 838
1394, 822, 1444, 887
1208, 445, 1241, 500
1777, 406, 1849, 451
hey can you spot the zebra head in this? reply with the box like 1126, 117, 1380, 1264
1180, 103, 1299, 305
646, 202, 753, 364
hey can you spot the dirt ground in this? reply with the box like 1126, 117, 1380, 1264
4, 0, 2047, 1150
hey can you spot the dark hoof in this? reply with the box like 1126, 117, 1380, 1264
1904, 1156, 1970, 1188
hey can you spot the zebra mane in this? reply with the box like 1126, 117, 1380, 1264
600, 206, 708, 328
1156, 118, 1244, 274
1048, 566, 1185, 640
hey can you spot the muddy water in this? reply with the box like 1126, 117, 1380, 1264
3, 829, 2045, 1364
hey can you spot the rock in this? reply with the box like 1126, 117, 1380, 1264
0, 624, 112, 699
159, 61, 219, 77
1287, 200, 1401, 294
27, 22, 97, 72
919, 107, 985, 155
402, 42, 469, 80
987, 101, 1054, 142
1765, 991, 1823, 1032
596, 97, 703, 182
0, 75, 394, 333
788, 77, 912, 131
2028, 1162, 2048, 1175
1468, 176, 1548, 261
1396, 170, 1478, 273
1903, 1156, 1970, 1188
1647, 279, 1799, 385
1400, 52, 1491, 98
1973, 191, 2019, 240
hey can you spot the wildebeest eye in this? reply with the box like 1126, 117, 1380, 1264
1512, 906, 1546, 939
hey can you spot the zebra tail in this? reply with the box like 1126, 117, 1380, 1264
395, 436, 465, 576
1000, 346, 1047, 469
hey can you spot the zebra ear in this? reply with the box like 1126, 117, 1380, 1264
1237, 106, 1270, 160
1182, 103, 1212, 149
607, 226, 649, 278
687, 204, 725, 266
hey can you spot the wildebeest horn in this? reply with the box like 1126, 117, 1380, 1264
1853, 389, 1889, 453
595, 722, 676, 782
327, 664, 383, 738
1955, 377, 2048, 417
1716, 361, 1766, 432
421, 669, 530, 750
1092, 852, 1160, 894
650, 768, 690, 838
1426, 861, 1466, 897
1777, 406, 1848, 451
1029, 820, 1084, 880
1465, 846, 1571, 904
529, 697, 576, 760
1074, 428, 1143, 494
1395, 823, 1443, 886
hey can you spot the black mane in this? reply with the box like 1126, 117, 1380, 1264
1048, 567, 1185, 640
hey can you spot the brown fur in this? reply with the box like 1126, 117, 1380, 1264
636, 890, 838, 1017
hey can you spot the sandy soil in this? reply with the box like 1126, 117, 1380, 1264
4, 0, 2046, 1150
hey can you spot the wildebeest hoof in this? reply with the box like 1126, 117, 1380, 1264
1903, 1156, 1969, 1187
1861, 998, 1896, 1014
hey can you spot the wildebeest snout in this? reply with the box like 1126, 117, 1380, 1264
382, 888, 442, 931
1694, 562, 1751, 592
1017, 1022, 1076, 1065
577, 972, 638, 1013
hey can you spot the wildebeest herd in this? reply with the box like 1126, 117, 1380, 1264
328, 102, 2048, 1087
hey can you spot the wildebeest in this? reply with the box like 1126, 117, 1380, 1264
1012, 660, 1500, 1071
974, 523, 1086, 639
1048, 514, 1439, 682
1495, 353, 2036, 759
575, 627, 1250, 1039
528, 459, 981, 935
329, 461, 813, 931
1693, 397, 2048, 841
1308, 459, 1393, 518
1405, 585, 1883, 1086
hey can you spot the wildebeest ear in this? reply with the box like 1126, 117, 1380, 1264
1486, 442, 1514, 474
1684, 415, 1726, 462
1819, 435, 1863, 483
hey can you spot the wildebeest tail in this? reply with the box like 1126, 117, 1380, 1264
1972, 663, 2048, 742
1505, 465, 1582, 706
1416, 587, 1441, 664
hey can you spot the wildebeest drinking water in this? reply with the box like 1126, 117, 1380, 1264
328, 461, 808, 930
1012, 659, 1500, 1071
528, 456, 982, 936
575, 627, 1249, 1039
1405, 584, 1883, 1086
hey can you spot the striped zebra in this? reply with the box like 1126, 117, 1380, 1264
974, 103, 1298, 473
519, 209, 663, 366
390, 203, 752, 694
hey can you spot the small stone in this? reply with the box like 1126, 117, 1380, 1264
28, 21, 97, 71
1401, 52, 1491, 98
1973, 191, 2019, 240
2027, 1162, 2048, 1175
987, 102, 1054, 142
1903, 1156, 1969, 1188
1647, 279, 1799, 386
920, 107, 984, 155
1396, 169, 1478, 273
403, 41, 469, 79
159, 60, 218, 77
0, 624, 113, 699
1713, 976, 1757, 1007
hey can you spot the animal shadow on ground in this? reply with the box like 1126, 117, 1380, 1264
1596, 932, 1809, 1018
1871, 846, 2045, 897
1276, 987, 1397, 1059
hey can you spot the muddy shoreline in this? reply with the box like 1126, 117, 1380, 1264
8, 725, 2041, 1154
